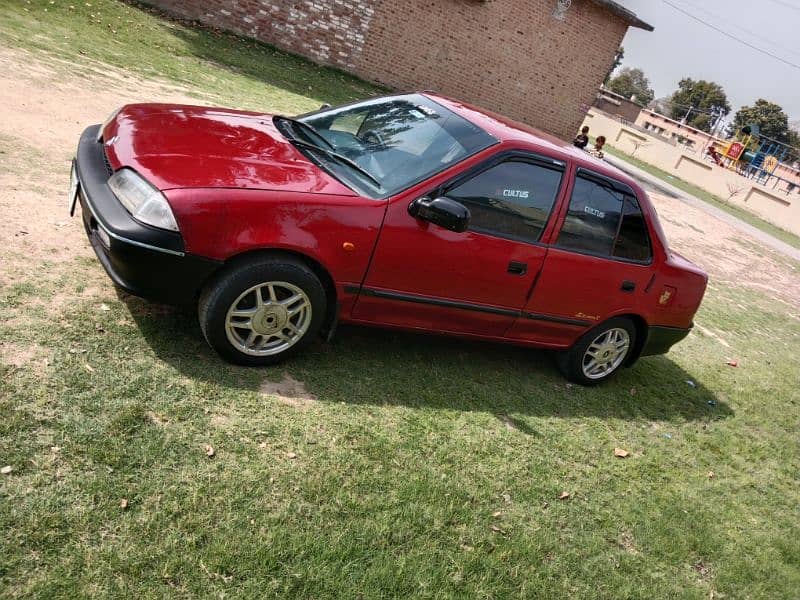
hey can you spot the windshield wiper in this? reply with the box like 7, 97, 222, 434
290, 139, 382, 188
275, 116, 335, 150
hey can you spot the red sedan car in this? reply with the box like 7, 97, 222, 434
69, 93, 707, 384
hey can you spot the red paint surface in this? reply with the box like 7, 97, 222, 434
103, 94, 707, 350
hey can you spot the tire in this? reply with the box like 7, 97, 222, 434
556, 317, 636, 385
198, 255, 327, 366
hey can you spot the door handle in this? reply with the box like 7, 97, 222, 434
621, 280, 636, 292
507, 261, 527, 276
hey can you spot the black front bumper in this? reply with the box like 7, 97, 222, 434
74, 125, 221, 305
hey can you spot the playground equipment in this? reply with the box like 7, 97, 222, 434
720, 124, 757, 172
720, 123, 793, 187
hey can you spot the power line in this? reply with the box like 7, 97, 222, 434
763, 0, 800, 12
660, 0, 800, 71
676, 0, 800, 60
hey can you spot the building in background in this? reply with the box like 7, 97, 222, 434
635, 108, 717, 151
593, 87, 644, 123
144, 0, 653, 140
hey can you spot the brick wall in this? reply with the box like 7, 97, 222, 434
149, 0, 375, 70
146, 0, 629, 140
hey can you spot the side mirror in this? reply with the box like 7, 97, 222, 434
320, 103, 332, 110
408, 196, 470, 233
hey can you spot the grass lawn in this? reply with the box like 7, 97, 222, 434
2, 1, 800, 598
603, 145, 800, 251
0, 0, 382, 114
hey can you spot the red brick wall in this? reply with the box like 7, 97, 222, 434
146, 0, 628, 140
148, 0, 376, 70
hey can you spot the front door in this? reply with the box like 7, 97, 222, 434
352, 155, 566, 337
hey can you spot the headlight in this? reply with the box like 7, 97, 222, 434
107, 168, 180, 232
97, 107, 121, 142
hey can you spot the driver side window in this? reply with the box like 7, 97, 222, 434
445, 159, 564, 243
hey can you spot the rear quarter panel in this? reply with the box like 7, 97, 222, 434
650, 253, 708, 328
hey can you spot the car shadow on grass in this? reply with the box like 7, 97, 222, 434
122, 295, 732, 424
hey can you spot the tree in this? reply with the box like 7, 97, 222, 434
605, 67, 654, 105
729, 99, 792, 142
604, 46, 624, 84
729, 100, 800, 161
668, 78, 731, 133
627, 137, 649, 158
724, 181, 745, 203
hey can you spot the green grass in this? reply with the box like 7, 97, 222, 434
2, 254, 799, 598
0, 0, 383, 114
603, 145, 800, 251
1, 1, 799, 597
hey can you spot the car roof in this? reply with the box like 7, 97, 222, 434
423, 92, 645, 195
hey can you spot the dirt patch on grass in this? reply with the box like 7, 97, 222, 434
0, 45, 200, 276
0, 341, 48, 372
650, 192, 800, 305
259, 373, 317, 408
618, 531, 640, 555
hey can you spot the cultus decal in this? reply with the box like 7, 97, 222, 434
584, 206, 605, 218
503, 189, 529, 198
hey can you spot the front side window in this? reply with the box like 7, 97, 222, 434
556, 174, 651, 261
293, 94, 497, 197
444, 160, 563, 242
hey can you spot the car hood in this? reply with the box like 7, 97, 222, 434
102, 104, 356, 196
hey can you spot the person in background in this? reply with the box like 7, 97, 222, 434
587, 135, 606, 159
573, 125, 590, 149
706, 143, 723, 166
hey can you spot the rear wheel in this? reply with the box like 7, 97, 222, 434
557, 317, 636, 385
198, 255, 326, 366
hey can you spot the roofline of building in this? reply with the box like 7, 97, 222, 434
598, 86, 646, 107
589, 0, 654, 31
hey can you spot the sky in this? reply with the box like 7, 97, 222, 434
613, 0, 800, 126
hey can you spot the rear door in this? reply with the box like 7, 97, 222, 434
351, 152, 566, 336
508, 168, 655, 345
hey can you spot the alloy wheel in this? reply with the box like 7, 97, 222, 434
581, 327, 631, 380
224, 281, 312, 356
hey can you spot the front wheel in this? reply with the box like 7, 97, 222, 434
198, 256, 327, 366
557, 317, 636, 385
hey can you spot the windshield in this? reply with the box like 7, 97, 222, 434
292, 94, 497, 197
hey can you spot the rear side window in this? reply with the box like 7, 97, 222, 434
614, 196, 651, 261
556, 174, 651, 261
445, 160, 563, 243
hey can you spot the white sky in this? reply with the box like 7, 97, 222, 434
613, 0, 800, 125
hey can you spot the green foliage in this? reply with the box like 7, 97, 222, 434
730, 99, 790, 141
728, 100, 800, 162
605, 66, 654, 105
669, 79, 731, 133
729, 99, 799, 149
0, 0, 383, 115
